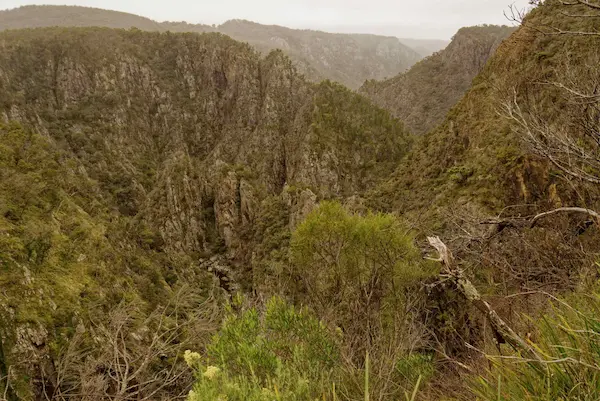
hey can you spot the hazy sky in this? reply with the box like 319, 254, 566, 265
1, 0, 531, 39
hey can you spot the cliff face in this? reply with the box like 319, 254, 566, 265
0, 5, 422, 89
360, 25, 515, 135
0, 28, 411, 397
216, 19, 422, 88
0, 27, 411, 261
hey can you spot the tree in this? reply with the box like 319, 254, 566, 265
288, 202, 436, 399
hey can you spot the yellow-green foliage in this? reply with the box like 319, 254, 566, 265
287, 200, 437, 398
187, 296, 341, 401
289, 201, 435, 318
0, 122, 212, 398
0, 122, 109, 326
291, 200, 431, 279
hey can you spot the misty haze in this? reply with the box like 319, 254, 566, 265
1, 1, 600, 400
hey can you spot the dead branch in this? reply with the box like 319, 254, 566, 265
50, 289, 220, 400
561, 0, 600, 10
531, 207, 600, 227
482, 207, 600, 229
427, 236, 543, 364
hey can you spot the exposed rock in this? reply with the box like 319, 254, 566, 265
282, 186, 317, 230
201, 255, 239, 294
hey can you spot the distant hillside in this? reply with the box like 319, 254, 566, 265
218, 19, 422, 88
0, 5, 422, 89
0, 4, 168, 30
360, 25, 515, 134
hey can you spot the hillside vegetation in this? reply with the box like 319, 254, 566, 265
0, 27, 413, 400
0, 5, 423, 89
361, 25, 514, 134
1, 1, 600, 400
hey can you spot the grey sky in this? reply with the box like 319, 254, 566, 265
1, 0, 531, 39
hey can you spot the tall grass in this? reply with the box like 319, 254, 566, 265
475, 293, 600, 400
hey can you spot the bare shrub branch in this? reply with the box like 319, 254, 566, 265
50, 290, 220, 400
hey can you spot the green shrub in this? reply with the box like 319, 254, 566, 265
288, 201, 436, 347
187, 296, 341, 401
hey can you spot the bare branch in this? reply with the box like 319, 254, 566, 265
531, 207, 600, 227
500, 84, 600, 185
561, 0, 600, 10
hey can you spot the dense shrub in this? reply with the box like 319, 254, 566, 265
288, 201, 436, 352
187, 296, 342, 401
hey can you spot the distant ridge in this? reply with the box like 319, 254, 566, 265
0, 5, 424, 88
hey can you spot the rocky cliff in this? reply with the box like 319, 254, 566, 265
216, 19, 422, 88
0, 27, 411, 398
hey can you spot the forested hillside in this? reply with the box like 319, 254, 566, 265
361, 25, 514, 134
1, 1, 600, 400
0, 27, 412, 400
0, 5, 422, 89
0, 4, 169, 31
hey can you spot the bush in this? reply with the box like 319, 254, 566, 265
187, 296, 342, 401
286, 201, 437, 400
288, 201, 436, 351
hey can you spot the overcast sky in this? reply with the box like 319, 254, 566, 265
1, 0, 531, 39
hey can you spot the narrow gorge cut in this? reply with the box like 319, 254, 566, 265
0, 27, 412, 398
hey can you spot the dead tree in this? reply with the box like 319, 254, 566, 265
427, 237, 543, 365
